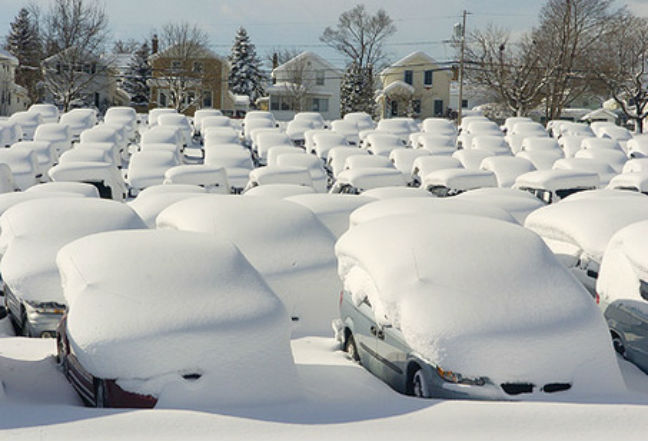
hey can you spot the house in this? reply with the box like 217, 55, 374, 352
147, 38, 234, 117
267, 51, 343, 121
42, 49, 126, 111
0, 49, 29, 116
376, 51, 451, 120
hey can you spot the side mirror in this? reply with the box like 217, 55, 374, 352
0, 306, 7, 320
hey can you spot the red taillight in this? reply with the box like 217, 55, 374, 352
339, 290, 344, 306
595, 292, 600, 304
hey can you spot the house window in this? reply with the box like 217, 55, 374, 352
202, 90, 212, 108
316, 70, 325, 86
412, 99, 421, 114
159, 91, 167, 107
462, 99, 468, 108
312, 98, 329, 113
270, 95, 280, 111
186, 91, 195, 106
404, 70, 413, 85
84, 64, 91, 74
193, 62, 203, 73
434, 99, 443, 116
280, 97, 291, 111
391, 100, 398, 116
91, 63, 96, 74
171, 60, 182, 72
424, 70, 433, 86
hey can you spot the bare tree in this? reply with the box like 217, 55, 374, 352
152, 22, 214, 112
594, 13, 648, 133
533, 0, 619, 120
265, 47, 301, 68
464, 26, 550, 117
280, 55, 315, 112
41, 0, 110, 111
112, 39, 139, 54
320, 4, 396, 69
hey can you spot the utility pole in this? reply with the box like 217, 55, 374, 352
457, 9, 468, 126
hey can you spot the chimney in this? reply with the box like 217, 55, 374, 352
152, 34, 158, 54
272, 53, 278, 84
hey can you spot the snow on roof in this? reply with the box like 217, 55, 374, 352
580, 108, 617, 122
284, 193, 374, 238
336, 213, 621, 389
0, 49, 18, 65
156, 195, 338, 336
273, 51, 343, 76
57, 229, 299, 405
0, 199, 145, 305
524, 196, 648, 262
349, 197, 516, 227
422, 168, 497, 191
514, 169, 599, 191
376, 81, 415, 100
607, 173, 648, 193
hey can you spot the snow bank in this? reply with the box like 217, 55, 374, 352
0, 198, 145, 305
336, 213, 624, 393
57, 229, 300, 406
26, 182, 99, 198
349, 197, 516, 227
524, 196, 648, 263
157, 196, 339, 337
129, 192, 213, 228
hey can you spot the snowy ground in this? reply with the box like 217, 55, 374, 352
1, 316, 648, 440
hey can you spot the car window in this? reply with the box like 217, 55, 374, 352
556, 187, 588, 200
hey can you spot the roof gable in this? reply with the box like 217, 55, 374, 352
381, 51, 440, 76
273, 51, 343, 76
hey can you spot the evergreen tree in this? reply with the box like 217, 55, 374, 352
5, 8, 42, 103
123, 42, 151, 107
228, 27, 266, 104
340, 62, 375, 117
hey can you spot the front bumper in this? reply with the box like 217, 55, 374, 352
26, 309, 64, 337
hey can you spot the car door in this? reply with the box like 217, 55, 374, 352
614, 299, 648, 372
347, 296, 381, 376
373, 320, 409, 394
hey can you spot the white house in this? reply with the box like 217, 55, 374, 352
0, 49, 29, 116
267, 51, 342, 121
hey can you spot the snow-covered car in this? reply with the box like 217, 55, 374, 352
606, 173, 648, 194
79, 126, 125, 161
361, 186, 429, 199
59, 109, 97, 139
470, 136, 511, 156
33, 123, 73, 154
455, 187, 545, 223
574, 148, 627, 173
457, 121, 502, 149
158, 113, 192, 147
596, 220, 648, 373
285, 120, 314, 146
104, 107, 137, 140
343, 112, 375, 131
9, 111, 42, 140
389, 148, 430, 177
505, 122, 549, 153
200, 116, 232, 136
203, 127, 240, 146
163, 165, 230, 194
516, 149, 563, 170
334, 213, 623, 399
127, 188, 207, 228
514, 169, 599, 204
553, 158, 616, 185
558, 135, 594, 158
157, 196, 339, 337
520, 137, 561, 154
11, 141, 58, 172
452, 149, 492, 170
2, 198, 145, 338
0, 121, 23, 147
141, 126, 184, 152
344, 154, 393, 171
480, 156, 536, 188
331, 120, 360, 145
293, 112, 326, 129
147, 108, 177, 127
74, 141, 121, 167
243, 183, 316, 199
364, 133, 405, 157
626, 135, 648, 158
311, 132, 348, 159
330, 168, 406, 194
126, 150, 181, 195
253, 131, 293, 164
422, 118, 456, 135
304, 129, 330, 154
524, 194, 648, 294
276, 153, 328, 192
326, 147, 368, 178
244, 166, 314, 192
26, 182, 100, 198
422, 169, 497, 197
376, 118, 414, 140
581, 137, 623, 152
193, 109, 223, 136
27, 103, 59, 124
49, 162, 128, 200
622, 158, 648, 174
411, 156, 462, 187
56, 229, 298, 407
243, 118, 277, 145
0, 163, 16, 193
0, 148, 41, 190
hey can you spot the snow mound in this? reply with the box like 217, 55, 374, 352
336, 213, 624, 393
25, 182, 100, 198
156, 196, 339, 337
243, 183, 316, 198
57, 229, 301, 407
129, 192, 212, 228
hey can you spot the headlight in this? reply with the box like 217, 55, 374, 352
436, 366, 487, 386
24, 300, 66, 314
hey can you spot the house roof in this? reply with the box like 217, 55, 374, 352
42, 47, 102, 64
0, 49, 18, 65
380, 51, 441, 76
580, 108, 618, 121
149, 44, 223, 62
375, 80, 415, 101
273, 51, 343, 76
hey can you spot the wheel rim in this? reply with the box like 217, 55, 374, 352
612, 336, 626, 358
346, 336, 359, 362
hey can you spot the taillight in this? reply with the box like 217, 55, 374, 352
595, 292, 600, 304
339, 290, 344, 306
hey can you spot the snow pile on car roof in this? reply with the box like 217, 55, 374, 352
525, 196, 648, 263
349, 197, 516, 227
57, 229, 300, 407
0, 198, 146, 304
336, 214, 624, 393
157, 196, 339, 337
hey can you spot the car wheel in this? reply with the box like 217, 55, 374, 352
345, 333, 360, 363
412, 369, 429, 398
95, 380, 106, 408
612, 333, 627, 358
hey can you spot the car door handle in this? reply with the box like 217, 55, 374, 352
370, 326, 377, 336
376, 329, 385, 340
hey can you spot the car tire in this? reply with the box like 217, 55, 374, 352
612, 333, 627, 358
95, 379, 106, 408
412, 369, 429, 398
345, 333, 360, 363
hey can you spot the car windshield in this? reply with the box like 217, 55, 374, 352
555, 187, 587, 200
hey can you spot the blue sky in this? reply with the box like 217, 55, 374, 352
1, 0, 646, 69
